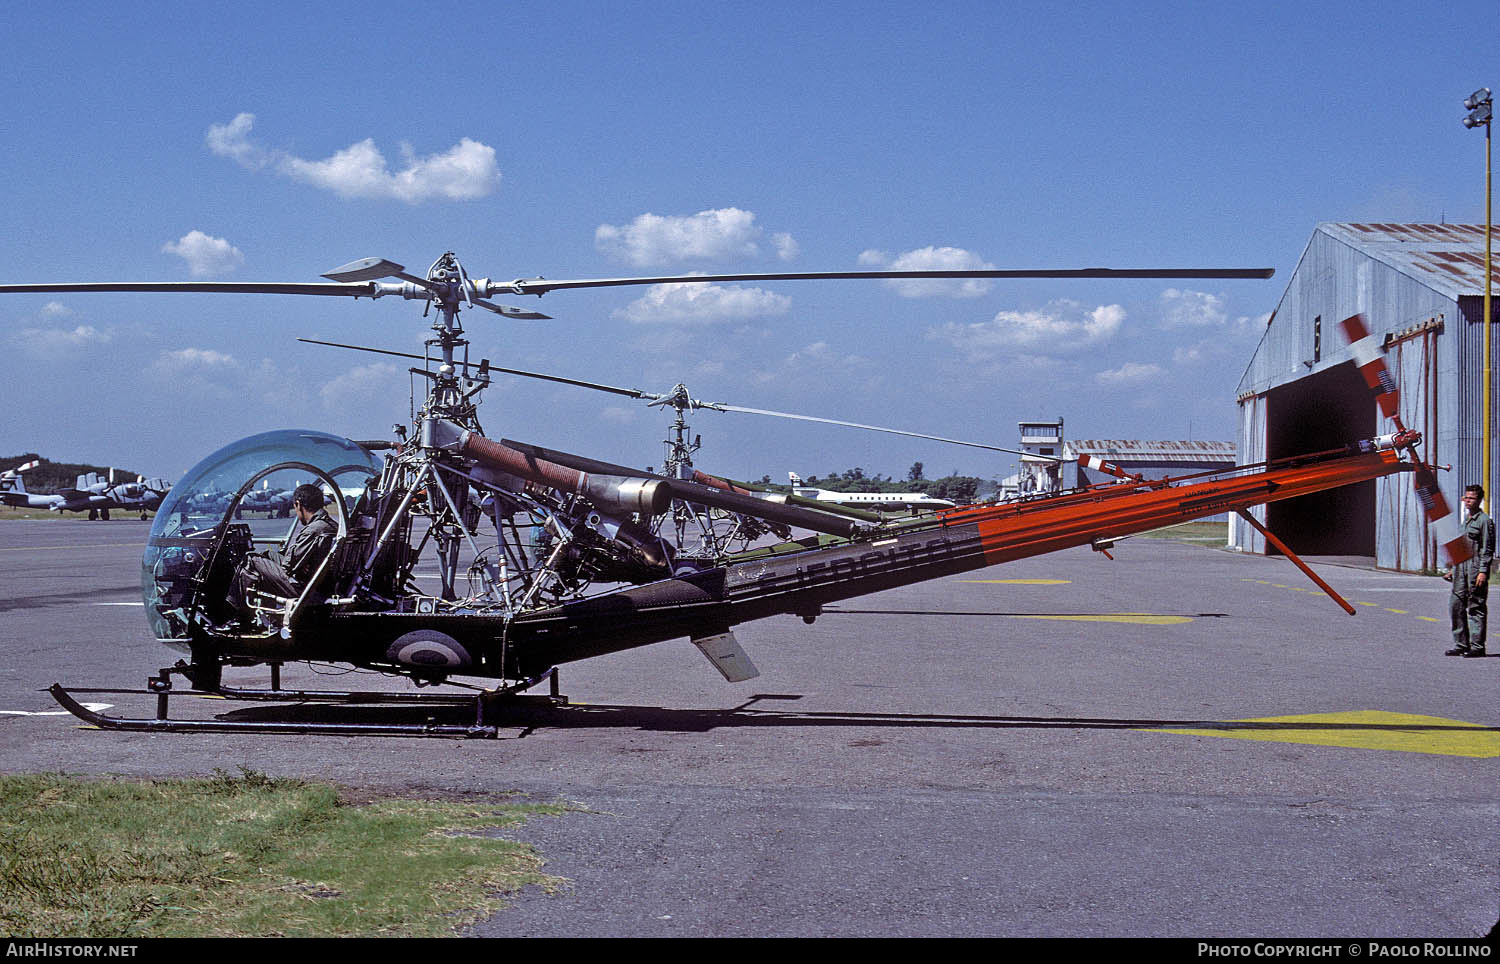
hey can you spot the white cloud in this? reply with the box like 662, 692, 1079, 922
614, 281, 791, 324
15, 324, 110, 356
206, 113, 263, 167
146, 347, 240, 400
41, 301, 72, 317
1172, 341, 1208, 365
1158, 288, 1265, 337
1095, 361, 1164, 385
320, 362, 398, 411
600, 405, 638, 424
928, 299, 1126, 356
1157, 289, 1269, 367
207, 113, 500, 204
857, 246, 994, 298
595, 208, 798, 267
1158, 288, 1229, 327
162, 230, 244, 278
749, 340, 877, 388
155, 347, 237, 369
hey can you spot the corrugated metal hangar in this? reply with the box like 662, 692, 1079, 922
1005, 419, 1236, 499
1231, 222, 1495, 571
1068, 440, 1236, 487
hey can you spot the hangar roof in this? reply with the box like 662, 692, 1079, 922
1320, 223, 1497, 299
1067, 440, 1235, 463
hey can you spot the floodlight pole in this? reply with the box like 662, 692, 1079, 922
1464, 88, 1494, 510
1486, 110, 1493, 512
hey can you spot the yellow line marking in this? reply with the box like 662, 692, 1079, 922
1384, 608, 1409, 615
1417, 616, 1440, 622
1005, 613, 1192, 625
959, 578, 1072, 585
1152, 710, 1500, 758
1356, 601, 1378, 607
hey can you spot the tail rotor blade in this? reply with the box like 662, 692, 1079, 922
1338, 314, 1401, 422
1339, 314, 1469, 565
1078, 454, 1138, 482
1417, 464, 1473, 564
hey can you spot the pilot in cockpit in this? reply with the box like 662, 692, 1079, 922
225, 483, 337, 622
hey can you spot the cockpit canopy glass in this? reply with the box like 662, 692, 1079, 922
142, 430, 381, 644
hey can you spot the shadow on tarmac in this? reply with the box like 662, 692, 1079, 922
186, 692, 1499, 737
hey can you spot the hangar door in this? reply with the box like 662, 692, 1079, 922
1264, 361, 1376, 555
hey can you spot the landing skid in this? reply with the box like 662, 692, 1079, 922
47, 663, 565, 738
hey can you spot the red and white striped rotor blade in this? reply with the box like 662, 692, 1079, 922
1338, 314, 1401, 422
1077, 454, 1135, 482
1415, 465, 1473, 564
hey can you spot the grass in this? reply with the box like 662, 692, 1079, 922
0, 506, 155, 522
0, 769, 568, 937
0, 505, 70, 521
1133, 520, 1229, 545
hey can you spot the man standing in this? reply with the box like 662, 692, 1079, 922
1444, 484, 1495, 658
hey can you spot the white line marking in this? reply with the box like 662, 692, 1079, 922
1, 703, 112, 716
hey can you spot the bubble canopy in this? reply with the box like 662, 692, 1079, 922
142, 430, 381, 644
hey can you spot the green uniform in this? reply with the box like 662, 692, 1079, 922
1449, 508, 1495, 654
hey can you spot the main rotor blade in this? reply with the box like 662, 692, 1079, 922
297, 339, 649, 398
466, 347, 1059, 460
497, 267, 1275, 297
1, 267, 1276, 299
469, 298, 552, 320
0, 281, 379, 296
321, 257, 407, 283
706, 403, 1053, 460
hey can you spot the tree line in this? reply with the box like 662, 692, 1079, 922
0, 454, 140, 493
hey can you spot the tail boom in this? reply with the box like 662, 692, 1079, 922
496, 448, 1409, 673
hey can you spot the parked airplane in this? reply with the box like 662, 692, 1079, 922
0, 461, 64, 511
788, 472, 957, 513
236, 479, 296, 518
0, 463, 170, 519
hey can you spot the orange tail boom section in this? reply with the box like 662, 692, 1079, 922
940, 450, 1408, 567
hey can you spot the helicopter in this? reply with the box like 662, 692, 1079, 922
0, 253, 1455, 737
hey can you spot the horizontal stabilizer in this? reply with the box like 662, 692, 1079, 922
692, 631, 760, 683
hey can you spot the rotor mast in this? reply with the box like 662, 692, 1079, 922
649, 384, 703, 481
422, 252, 478, 426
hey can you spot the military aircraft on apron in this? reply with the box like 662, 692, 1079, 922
0, 462, 171, 520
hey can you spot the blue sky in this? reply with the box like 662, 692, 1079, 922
1, 1, 1494, 483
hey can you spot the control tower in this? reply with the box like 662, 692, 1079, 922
1017, 417, 1064, 495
